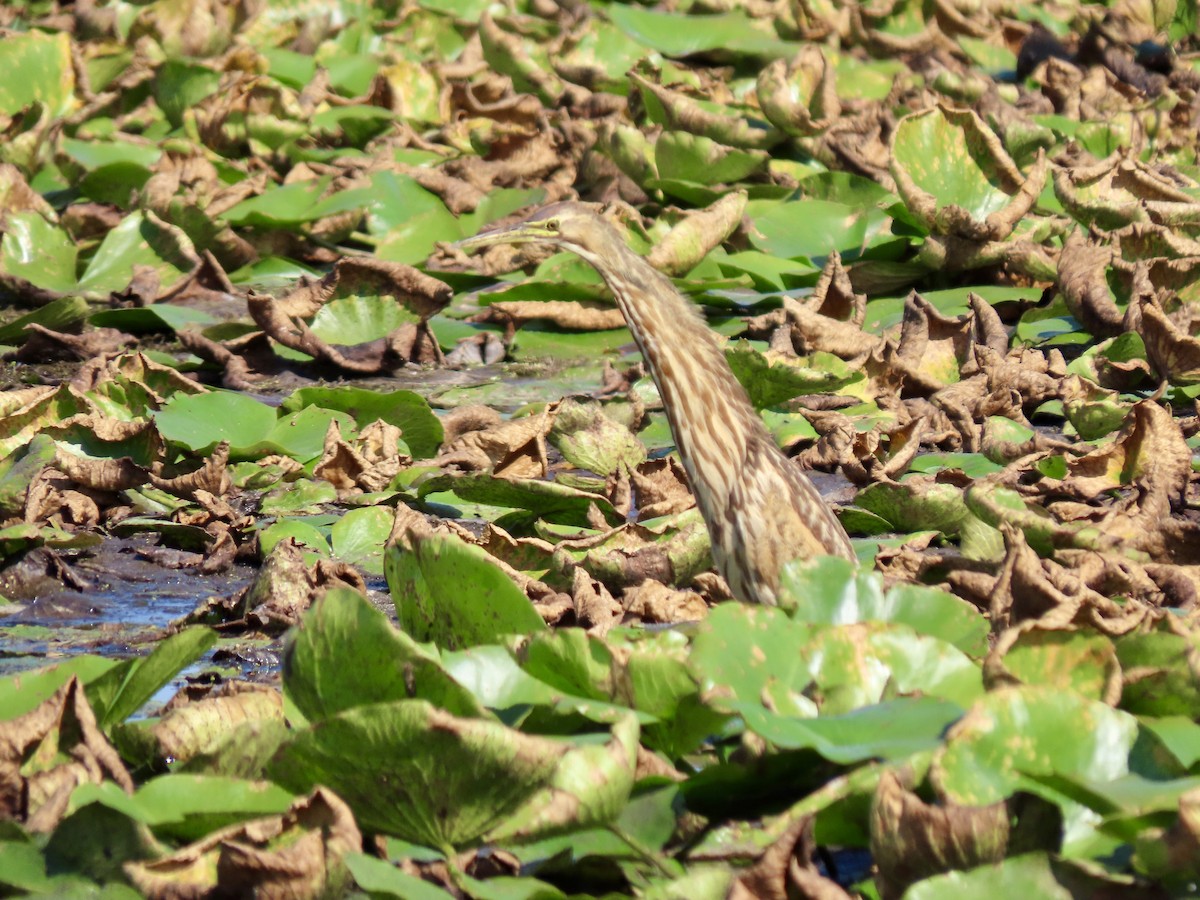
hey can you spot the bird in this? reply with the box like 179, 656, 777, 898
458, 201, 856, 605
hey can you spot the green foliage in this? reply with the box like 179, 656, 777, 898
2, 0, 1200, 896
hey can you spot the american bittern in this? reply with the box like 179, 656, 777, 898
459, 202, 855, 605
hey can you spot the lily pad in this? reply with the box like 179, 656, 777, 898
384, 531, 547, 649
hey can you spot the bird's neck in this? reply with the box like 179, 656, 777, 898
585, 240, 768, 506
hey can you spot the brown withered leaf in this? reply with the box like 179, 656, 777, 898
1056, 229, 1127, 339
472, 300, 625, 331
358, 419, 409, 478
125, 787, 360, 899
742, 251, 872, 358
595, 359, 645, 398
246, 257, 453, 373
792, 410, 855, 470
175, 327, 260, 390
807, 249, 867, 324
142, 150, 260, 270
24, 467, 103, 528
71, 351, 208, 404
149, 441, 232, 499
570, 567, 623, 635
631, 456, 694, 520
60, 202, 122, 239
1142, 561, 1200, 610
433, 407, 553, 479
871, 769, 1009, 900
156, 250, 241, 310
6, 324, 136, 363
313, 420, 409, 496
0, 677, 133, 832
974, 345, 1064, 411
0, 162, 56, 222
174, 489, 249, 530
990, 527, 1153, 633
647, 191, 748, 275
840, 417, 928, 485
756, 45, 841, 138
779, 295, 882, 360
1045, 400, 1190, 559
149, 682, 285, 767
629, 75, 780, 151
1129, 290, 1200, 384
200, 524, 239, 575
893, 297, 971, 393
388, 321, 446, 366
605, 464, 633, 517
441, 404, 502, 443
733, 816, 852, 900
180, 538, 366, 633
444, 126, 575, 197
852, 344, 907, 408
53, 448, 148, 493
622, 578, 708, 624
810, 110, 896, 190
45, 413, 165, 460
932, 375, 1026, 452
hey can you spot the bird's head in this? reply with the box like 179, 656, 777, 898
457, 201, 618, 261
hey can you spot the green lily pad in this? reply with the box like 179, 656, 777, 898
418, 473, 621, 530
384, 530, 547, 649
935, 686, 1138, 805
155, 393, 352, 462
270, 700, 637, 849
86, 627, 218, 730
779, 558, 988, 656
280, 387, 442, 459
284, 586, 483, 721
309, 295, 419, 345
854, 480, 972, 538
904, 853, 1071, 900
221, 177, 372, 229
549, 399, 646, 476
747, 198, 891, 262
607, 6, 793, 58
1, 211, 79, 293
891, 106, 1036, 237
89, 304, 218, 334
725, 342, 861, 408
0, 30, 74, 118
652, 132, 768, 186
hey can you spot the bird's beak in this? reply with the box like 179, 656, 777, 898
456, 223, 556, 253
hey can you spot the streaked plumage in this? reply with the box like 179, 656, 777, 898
459, 202, 855, 604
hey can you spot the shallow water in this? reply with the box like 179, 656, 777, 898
0, 535, 255, 678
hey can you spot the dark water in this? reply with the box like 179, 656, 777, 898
0, 535, 255, 679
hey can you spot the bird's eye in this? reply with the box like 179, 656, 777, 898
545, 221, 559, 232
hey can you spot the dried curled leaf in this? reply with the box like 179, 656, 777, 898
0, 677, 133, 832
124, 787, 360, 899
756, 46, 841, 138
871, 769, 1009, 900
891, 106, 1048, 241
